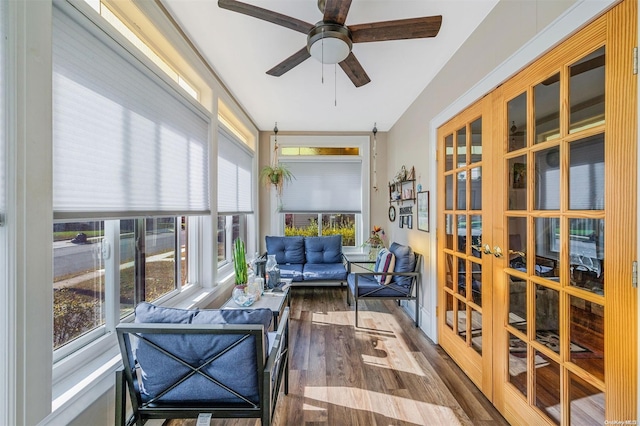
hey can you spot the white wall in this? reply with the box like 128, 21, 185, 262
386, 0, 619, 341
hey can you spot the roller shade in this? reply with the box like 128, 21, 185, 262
217, 128, 253, 214
52, 5, 210, 220
279, 160, 362, 213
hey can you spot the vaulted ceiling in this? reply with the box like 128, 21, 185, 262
162, 0, 499, 132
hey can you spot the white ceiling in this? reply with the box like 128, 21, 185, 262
162, 0, 499, 132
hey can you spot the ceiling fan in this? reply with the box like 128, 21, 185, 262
218, 0, 442, 87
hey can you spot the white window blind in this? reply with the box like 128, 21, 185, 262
217, 128, 253, 214
52, 5, 210, 220
279, 160, 362, 213
0, 0, 5, 226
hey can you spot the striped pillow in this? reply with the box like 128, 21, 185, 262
374, 248, 396, 285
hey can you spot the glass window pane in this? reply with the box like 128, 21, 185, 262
457, 171, 467, 210
456, 214, 467, 254
570, 296, 604, 381
570, 134, 604, 210
179, 217, 187, 286
471, 309, 482, 354
569, 371, 605, 425
534, 73, 560, 143
508, 217, 527, 272
534, 217, 560, 279
535, 147, 560, 210
285, 213, 319, 236
471, 261, 482, 307
470, 215, 482, 259
456, 126, 466, 167
445, 175, 453, 210
445, 292, 454, 330
470, 167, 482, 210
458, 258, 466, 297
456, 300, 467, 343
508, 155, 527, 210
217, 215, 226, 266
569, 218, 604, 295
534, 350, 561, 425
445, 214, 454, 250
445, 134, 454, 171
144, 217, 177, 303
508, 275, 527, 331
321, 214, 355, 246
535, 285, 560, 347
508, 92, 527, 152
508, 332, 528, 397
53, 221, 105, 349
470, 118, 482, 163
445, 253, 454, 290
120, 219, 135, 318
569, 47, 605, 133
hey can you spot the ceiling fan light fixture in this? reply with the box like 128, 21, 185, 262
307, 23, 352, 64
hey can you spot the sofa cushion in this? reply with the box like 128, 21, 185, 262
279, 263, 304, 282
389, 242, 416, 286
305, 235, 343, 264
266, 236, 306, 264
303, 262, 347, 281
347, 274, 412, 297
374, 248, 395, 285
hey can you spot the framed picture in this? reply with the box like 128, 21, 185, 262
417, 191, 429, 232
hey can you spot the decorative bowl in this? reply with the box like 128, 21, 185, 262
231, 285, 257, 307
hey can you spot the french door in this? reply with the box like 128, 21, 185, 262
437, 0, 637, 424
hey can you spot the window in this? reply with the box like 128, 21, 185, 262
272, 135, 369, 249
52, 2, 209, 357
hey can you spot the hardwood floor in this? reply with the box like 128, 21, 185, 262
167, 286, 508, 426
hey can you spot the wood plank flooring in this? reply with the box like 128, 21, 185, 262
167, 286, 508, 426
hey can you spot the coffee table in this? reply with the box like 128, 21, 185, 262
221, 279, 292, 329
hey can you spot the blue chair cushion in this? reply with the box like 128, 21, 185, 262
347, 273, 411, 297
279, 263, 304, 282
133, 303, 273, 405
305, 235, 342, 264
266, 236, 305, 264
303, 263, 347, 281
388, 242, 416, 286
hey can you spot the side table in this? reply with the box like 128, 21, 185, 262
221, 279, 291, 329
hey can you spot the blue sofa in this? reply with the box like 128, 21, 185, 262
265, 235, 347, 285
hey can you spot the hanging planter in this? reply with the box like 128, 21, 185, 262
261, 122, 295, 198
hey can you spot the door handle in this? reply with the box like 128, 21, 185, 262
483, 244, 493, 255
493, 246, 503, 258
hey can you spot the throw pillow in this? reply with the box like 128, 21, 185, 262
374, 248, 395, 285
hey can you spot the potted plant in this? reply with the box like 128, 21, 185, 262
260, 163, 294, 197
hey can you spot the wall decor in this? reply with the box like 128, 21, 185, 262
417, 191, 429, 232
388, 205, 396, 222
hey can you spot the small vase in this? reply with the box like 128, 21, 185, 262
231, 285, 256, 307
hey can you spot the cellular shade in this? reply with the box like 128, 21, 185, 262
0, 0, 5, 225
52, 6, 210, 220
279, 160, 362, 213
217, 128, 253, 214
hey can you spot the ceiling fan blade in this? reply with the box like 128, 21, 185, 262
350, 16, 442, 43
218, 0, 314, 34
323, 0, 352, 25
339, 53, 370, 87
266, 47, 311, 77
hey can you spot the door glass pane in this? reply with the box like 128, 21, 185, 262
445, 292, 454, 330
508, 275, 527, 331
457, 126, 467, 167
570, 134, 604, 210
445, 134, 454, 171
535, 147, 560, 210
470, 214, 482, 259
471, 308, 482, 354
534, 350, 561, 425
534, 73, 560, 143
508, 332, 528, 397
508, 155, 527, 210
569, 371, 605, 425
53, 220, 106, 349
535, 284, 560, 348
570, 296, 604, 381
471, 261, 482, 307
569, 218, 604, 295
445, 175, 453, 210
508, 217, 527, 272
508, 92, 527, 152
456, 214, 466, 254
470, 167, 482, 210
458, 258, 466, 297
445, 214, 454, 249
535, 217, 560, 279
569, 46, 605, 133
145, 217, 177, 303
445, 253, 454, 290
456, 300, 467, 342
457, 171, 467, 210
470, 118, 482, 163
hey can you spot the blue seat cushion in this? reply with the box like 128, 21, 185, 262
388, 242, 416, 287
266, 236, 305, 264
303, 262, 347, 281
347, 273, 411, 297
305, 235, 342, 264
279, 263, 304, 282
133, 303, 273, 405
